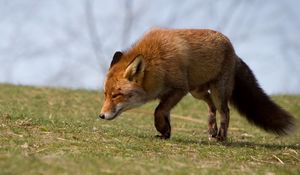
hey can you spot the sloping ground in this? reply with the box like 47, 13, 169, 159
0, 84, 299, 175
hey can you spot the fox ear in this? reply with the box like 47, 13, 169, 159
124, 55, 145, 82
110, 51, 123, 68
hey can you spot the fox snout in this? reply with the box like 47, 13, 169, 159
99, 113, 105, 119
98, 111, 118, 120
98, 111, 120, 120
99, 101, 125, 120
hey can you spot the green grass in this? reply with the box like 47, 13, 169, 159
0, 84, 299, 175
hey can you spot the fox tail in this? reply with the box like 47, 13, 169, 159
230, 58, 296, 135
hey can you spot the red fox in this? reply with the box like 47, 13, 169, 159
99, 28, 295, 141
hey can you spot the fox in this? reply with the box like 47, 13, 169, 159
99, 28, 295, 141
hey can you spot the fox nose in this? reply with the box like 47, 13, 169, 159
99, 113, 105, 119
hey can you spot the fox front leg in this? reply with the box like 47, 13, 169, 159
154, 89, 187, 139
154, 109, 171, 139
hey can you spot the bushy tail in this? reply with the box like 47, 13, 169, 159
230, 59, 295, 135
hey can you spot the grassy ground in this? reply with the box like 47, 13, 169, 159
0, 84, 299, 175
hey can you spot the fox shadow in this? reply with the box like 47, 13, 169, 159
170, 136, 300, 150
133, 132, 299, 150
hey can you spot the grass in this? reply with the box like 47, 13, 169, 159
0, 84, 299, 175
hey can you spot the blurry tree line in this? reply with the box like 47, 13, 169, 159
0, 0, 299, 92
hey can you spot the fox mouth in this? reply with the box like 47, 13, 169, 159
105, 108, 124, 120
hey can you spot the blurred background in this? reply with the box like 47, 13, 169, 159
0, 0, 299, 94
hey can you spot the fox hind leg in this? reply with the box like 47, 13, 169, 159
190, 90, 218, 139
210, 80, 233, 141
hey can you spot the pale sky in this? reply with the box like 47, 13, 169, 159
0, 0, 299, 94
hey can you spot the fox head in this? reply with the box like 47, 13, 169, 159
99, 51, 147, 120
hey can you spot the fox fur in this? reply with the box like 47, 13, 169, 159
99, 28, 295, 141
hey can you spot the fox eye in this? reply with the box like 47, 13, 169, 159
128, 93, 133, 98
112, 93, 123, 99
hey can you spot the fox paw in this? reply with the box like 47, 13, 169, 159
208, 127, 218, 138
216, 136, 226, 142
155, 134, 170, 140
216, 129, 227, 141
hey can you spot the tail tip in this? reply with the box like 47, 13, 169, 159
274, 117, 297, 136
